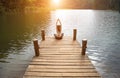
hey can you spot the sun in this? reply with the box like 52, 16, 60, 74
53, 0, 60, 4
51, 0, 61, 8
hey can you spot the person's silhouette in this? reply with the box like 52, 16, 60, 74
54, 19, 64, 39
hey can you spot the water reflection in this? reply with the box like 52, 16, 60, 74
0, 12, 50, 78
51, 10, 95, 37
0, 12, 50, 60
52, 10, 120, 78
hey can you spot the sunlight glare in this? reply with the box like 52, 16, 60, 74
53, 0, 60, 5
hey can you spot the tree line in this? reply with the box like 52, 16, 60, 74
0, 0, 50, 13
0, 0, 120, 13
60, 0, 120, 11
93, 0, 120, 10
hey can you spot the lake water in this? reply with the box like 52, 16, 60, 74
0, 10, 120, 78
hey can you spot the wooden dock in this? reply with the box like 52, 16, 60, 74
23, 36, 102, 78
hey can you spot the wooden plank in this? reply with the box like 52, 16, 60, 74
32, 59, 91, 63
24, 72, 100, 77
39, 54, 82, 56
24, 76, 101, 78
28, 65, 94, 69
36, 57, 89, 60
31, 60, 91, 63
40, 52, 81, 54
26, 68, 97, 73
40, 45, 81, 48
37, 55, 87, 57
38, 57, 87, 60
39, 52, 82, 54
30, 62, 92, 66
40, 42, 79, 45
39, 49, 82, 52
40, 47, 82, 50
23, 77, 100, 78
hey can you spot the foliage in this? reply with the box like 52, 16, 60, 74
93, 0, 120, 10
0, 0, 120, 14
0, 0, 51, 14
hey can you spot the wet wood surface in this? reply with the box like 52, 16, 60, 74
23, 37, 101, 78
